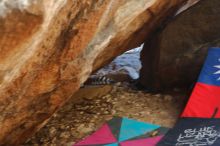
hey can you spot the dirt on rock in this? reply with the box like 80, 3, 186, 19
23, 82, 189, 146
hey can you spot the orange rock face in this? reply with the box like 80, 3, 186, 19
0, 0, 192, 145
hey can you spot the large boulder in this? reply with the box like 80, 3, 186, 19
0, 0, 192, 145
140, 0, 220, 90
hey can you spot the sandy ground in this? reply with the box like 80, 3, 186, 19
23, 83, 189, 146
23, 48, 190, 145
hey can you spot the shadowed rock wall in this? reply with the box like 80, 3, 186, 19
140, 0, 220, 90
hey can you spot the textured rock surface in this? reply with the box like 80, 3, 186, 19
0, 0, 191, 145
140, 0, 220, 90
